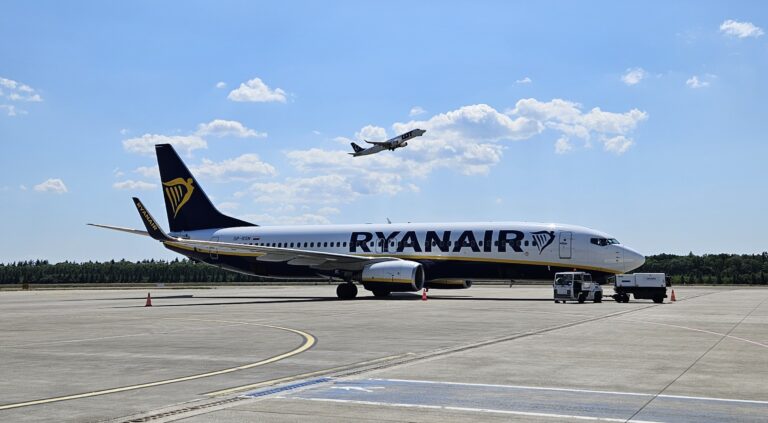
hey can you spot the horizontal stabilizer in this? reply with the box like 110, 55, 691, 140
132, 197, 172, 241
87, 223, 149, 237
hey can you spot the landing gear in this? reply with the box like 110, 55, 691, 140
336, 283, 358, 300
372, 289, 391, 298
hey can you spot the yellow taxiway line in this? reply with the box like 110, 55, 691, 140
0, 319, 315, 411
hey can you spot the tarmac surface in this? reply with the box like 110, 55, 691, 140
0, 285, 766, 422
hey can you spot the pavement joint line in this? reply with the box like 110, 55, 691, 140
626, 294, 768, 422
623, 319, 768, 350
0, 321, 316, 411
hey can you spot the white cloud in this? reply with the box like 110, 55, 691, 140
215, 81, 227, 89
554, 137, 573, 154
19, 184, 27, 191
720, 19, 764, 38
409, 106, 427, 117
123, 134, 207, 156
227, 77, 287, 103
317, 206, 340, 216
275, 100, 646, 207
0, 77, 43, 103
602, 135, 634, 155
192, 154, 276, 180
240, 213, 331, 225
0, 104, 19, 116
217, 201, 239, 211
34, 178, 68, 194
686, 74, 715, 89
312, 130, 322, 135
355, 125, 387, 141
621, 68, 647, 86
112, 180, 157, 190
119, 128, 129, 135
515, 77, 532, 84
195, 119, 266, 138
248, 174, 358, 205
134, 165, 159, 179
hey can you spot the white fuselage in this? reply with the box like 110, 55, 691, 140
169, 221, 644, 279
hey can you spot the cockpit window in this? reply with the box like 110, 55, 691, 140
591, 237, 620, 246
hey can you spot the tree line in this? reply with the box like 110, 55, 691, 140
1, 253, 767, 285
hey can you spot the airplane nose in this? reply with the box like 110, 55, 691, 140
622, 246, 645, 270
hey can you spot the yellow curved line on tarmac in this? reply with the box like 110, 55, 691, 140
0, 319, 315, 411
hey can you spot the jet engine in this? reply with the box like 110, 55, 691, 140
361, 260, 424, 292
425, 279, 473, 289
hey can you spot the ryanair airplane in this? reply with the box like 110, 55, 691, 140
91, 144, 645, 299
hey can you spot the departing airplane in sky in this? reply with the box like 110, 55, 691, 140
349, 129, 426, 157
91, 144, 645, 299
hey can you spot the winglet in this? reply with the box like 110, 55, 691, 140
132, 197, 172, 241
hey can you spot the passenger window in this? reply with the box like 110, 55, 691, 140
310, 242, 315, 247
524, 241, 529, 246
343, 242, 347, 247
324, 242, 328, 247
290, 242, 294, 248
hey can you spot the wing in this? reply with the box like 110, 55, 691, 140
164, 238, 398, 272
363, 139, 391, 146
89, 197, 400, 273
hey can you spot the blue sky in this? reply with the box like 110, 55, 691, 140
1, 1, 766, 262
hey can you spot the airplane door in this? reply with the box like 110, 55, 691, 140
210, 236, 219, 260
559, 232, 572, 259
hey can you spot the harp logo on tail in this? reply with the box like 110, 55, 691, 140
531, 230, 555, 254
163, 178, 195, 218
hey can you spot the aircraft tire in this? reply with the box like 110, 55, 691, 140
336, 283, 358, 300
372, 289, 390, 298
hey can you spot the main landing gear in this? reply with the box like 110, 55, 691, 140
336, 283, 358, 300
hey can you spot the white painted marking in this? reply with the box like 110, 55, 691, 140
331, 386, 384, 393
370, 378, 768, 405
291, 397, 663, 423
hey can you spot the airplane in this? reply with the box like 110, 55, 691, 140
349, 128, 426, 157
90, 143, 645, 300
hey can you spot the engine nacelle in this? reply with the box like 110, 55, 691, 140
361, 260, 424, 292
425, 279, 473, 290
400, 142, 408, 147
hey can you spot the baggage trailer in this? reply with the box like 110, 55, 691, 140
608, 273, 668, 303
553, 272, 603, 303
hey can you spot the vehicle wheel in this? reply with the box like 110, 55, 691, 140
652, 296, 663, 304
372, 289, 390, 298
594, 292, 602, 303
622, 294, 630, 303
554, 300, 559, 303
578, 293, 586, 304
336, 283, 358, 300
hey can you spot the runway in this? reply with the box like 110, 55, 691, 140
0, 285, 766, 422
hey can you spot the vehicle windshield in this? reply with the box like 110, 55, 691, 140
590, 237, 620, 246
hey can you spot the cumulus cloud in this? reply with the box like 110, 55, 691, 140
227, 77, 287, 103
248, 175, 358, 205
409, 106, 427, 117
34, 178, 67, 194
244, 99, 646, 210
112, 180, 157, 190
554, 137, 573, 154
123, 134, 207, 156
0, 104, 20, 116
134, 165, 159, 179
720, 19, 764, 38
215, 81, 227, 89
686, 74, 715, 89
621, 68, 647, 85
0, 77, 43, 103
355, 125, 387, 142
240, 212, 332, 225
192, 154, 277, 180
602, 135, 634, 154
515, 77, 532, 84
195, 119, 266, 138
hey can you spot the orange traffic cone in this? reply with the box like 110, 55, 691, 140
422, 288, 427, 301
670, 289, 676, 302
145, 292, 153, 307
